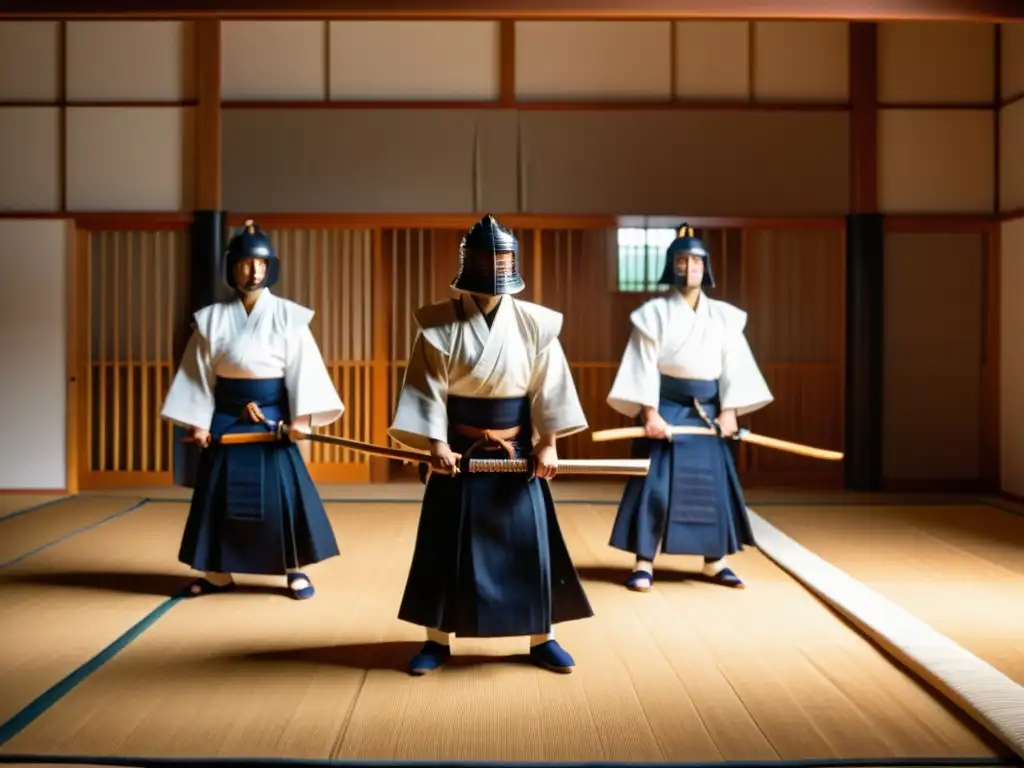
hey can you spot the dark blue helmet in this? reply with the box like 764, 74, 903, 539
657, 223, 715, 288
450, 215, 525, 296
224, 220, 279, 292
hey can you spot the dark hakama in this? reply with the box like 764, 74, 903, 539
179, 376, 340, 575
398, 395, 593, 638
609, 375, 755, 562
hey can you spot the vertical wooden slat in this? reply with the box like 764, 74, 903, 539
140, 233, 150, 473
371, 227, 391, 481
126, 235, 135, 471
65, 221, 80, 494
97, 233, 108, 472
152, 232, 164, 476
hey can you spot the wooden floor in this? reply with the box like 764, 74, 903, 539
0, 485, 1021, 766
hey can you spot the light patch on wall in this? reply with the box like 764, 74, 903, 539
221, 21, 326, 101
515, 21, 672, 100
674, 21, 750, 100
329, 21, 499, 101
878, 21, 995, 104
66, 21, 195, 102
0, 219, 68, 490
1001, 217, 1024, 497
65, 107, 193, 212
1001, 22, 1024, 101
0, 21, 59, 101
0, 107, 60, 212
752, 21, 849, 102
878, 109, 994, 214
1000, 99, 1024, 212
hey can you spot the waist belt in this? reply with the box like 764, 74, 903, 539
453, 423, 522, 459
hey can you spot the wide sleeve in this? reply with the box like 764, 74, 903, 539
719, 328, 773, 417
285, 325, 345, 427
161, 329, 216, 431
606, 327, 661, 419
529, 338, 588, 440
388, 332, 449, 452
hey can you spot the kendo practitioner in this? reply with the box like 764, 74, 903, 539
389, 214, 594, 676
161, 220, 345, 600
606, 225, 773, 592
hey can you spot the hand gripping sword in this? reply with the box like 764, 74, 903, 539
205, 403, 651, 477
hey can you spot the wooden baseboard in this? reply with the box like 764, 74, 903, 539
0, 488, 68, 494
1001, 490, 1024, 506
882, 478, 996, 494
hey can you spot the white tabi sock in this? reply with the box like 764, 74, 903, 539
635, 558, 654, 574
426, 628, 451, 646
285, 567, 310, 591
702, 557, 727, 577
530, 629, 556, 647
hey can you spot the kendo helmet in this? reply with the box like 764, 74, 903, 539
657, 223, 715, 289
224, 219, 279, 292
450, 214, 525, 296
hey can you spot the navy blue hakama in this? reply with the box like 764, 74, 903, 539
179, 376, 340, 575
609, 376, 755, 562
398, 395, 594, 638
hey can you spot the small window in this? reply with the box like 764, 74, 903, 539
616, 227, 677, 292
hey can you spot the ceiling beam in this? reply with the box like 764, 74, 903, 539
1, 0, 1022, 21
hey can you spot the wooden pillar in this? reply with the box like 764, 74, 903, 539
844, 22, 885, 492
370, 228, 392, 482
175, 20, 225, 487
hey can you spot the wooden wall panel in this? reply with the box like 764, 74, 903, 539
66, 21, 195, 102
1001, 217, 1024, 497
1000, 99, 1024, 212
0, 108, 60, 211
514, 21, 672, 100
674, 21, 750, 100
222, 109, 518, 214
878, 22, 996, 104
878, 109, 995, 213
264, 227, 376, 482
519, 111, 849, 216
1000, 22, 1024, 101
221, 21, 326, 101
0, 21, 59, 102
65, 107, 194, 211
752, 21, 849, 102
740, 228, 845, 486
83, 229, 189, 488
883, 232, 985, 483
329, 21, 500, 101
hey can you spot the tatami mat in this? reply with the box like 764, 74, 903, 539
757, 505, 1024, 687
0, 499, 1010, 763
0, 497, 70, 522
0, 501, 193, 725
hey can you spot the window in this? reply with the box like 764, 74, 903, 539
616, 227, 677, 292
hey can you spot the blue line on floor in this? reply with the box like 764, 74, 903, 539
0, 755, 1017, 767
0, 499, 151, 569
0, 595, 182, 747
0, 495, 77, 523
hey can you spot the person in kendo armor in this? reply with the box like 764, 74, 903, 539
161, 220, 345, 600
605, 224, 774, 592
389, 214, 594, 676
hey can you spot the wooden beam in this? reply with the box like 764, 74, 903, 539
193, 19, 222, 211
849, 22, 877, 214
3, 0, 1023, 20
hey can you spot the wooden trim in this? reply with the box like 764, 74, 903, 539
1002, 92, 1024, 108
849, 22, 877, 214
1002, 208, 1024, 221
882, 478, 998, 493
7, 1, 1024, 21
80, 471, 173, 489
217, 98, 851, 111
980, 225, 1000, 490
0, 212, 193, 228
0, 488, 69, 495
65, 220, 81, 495
876, 102, 997, 110
747, 21, 756, 102
369, 229, 391, 483
883, 215, 1000, 232
994, 24, 1001, 216
499, 20, 516, 105
227, 213, 621, 229
194, 19, 222, 210
57, 21, 67, 213
1002, 490, 1024, 507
